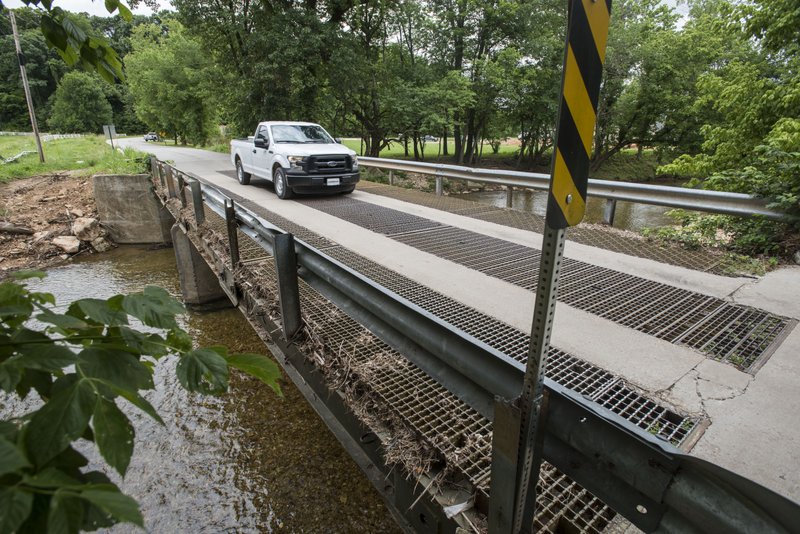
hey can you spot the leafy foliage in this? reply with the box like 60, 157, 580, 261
0, 273, 282, 533
655, 0, 800, 256
0, 0, 131, 82
47, 70, 113, 133
125, 20, 217, 145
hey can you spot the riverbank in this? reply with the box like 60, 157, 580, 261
0, 173, 113, 274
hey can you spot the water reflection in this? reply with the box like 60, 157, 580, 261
17, 247, 399, 533
459, 189, 674, 232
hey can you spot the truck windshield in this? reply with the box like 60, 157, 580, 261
271, 125, 333, 144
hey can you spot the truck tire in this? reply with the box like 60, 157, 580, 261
236, 158, 251, 185
273, 167, 293, 199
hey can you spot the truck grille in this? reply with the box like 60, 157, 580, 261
307, 154, 352, 174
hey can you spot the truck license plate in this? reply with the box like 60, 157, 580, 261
327, 178, 341, 186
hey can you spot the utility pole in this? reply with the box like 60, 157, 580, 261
9, 10, 45, 163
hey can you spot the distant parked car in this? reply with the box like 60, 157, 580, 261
144, 132, 159, 142
423, 135, 439, 142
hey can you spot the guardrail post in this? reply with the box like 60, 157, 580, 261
176, 173, 187, 208
389, 170, 394, 186
435, 175, 443, 196
274, 233, 302, 341
157, 162, 165, 187
603, 199, 617, 226
225, 199, 240, 268
489, 398, 522, 532
189, 180, 204, 225
506, 186, 514, 208
165, 166, 176, 198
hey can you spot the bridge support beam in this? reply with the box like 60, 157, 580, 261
170, 224, 232, 309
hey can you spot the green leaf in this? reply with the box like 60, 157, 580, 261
11, 340, 77, 373
61, 15, 87, 45
0, 437, 30, 476
176, 348, 229, 395
0, 486, 33, 534
99, 381, 164, 425
0, 363, 22, 393
48, 493, 83, 534
116, 2, 133, 21
45, 447, 89, 479
166, 328, 192, 353
75, 299, 128, 327
25, 380, 96, 466
40, 14, 69, 51
92, 398, 134, 477
121, 287, 184, 330
79, 486, 143, 527
36, 309, 89, 331
227, 353, 283, 397
118, 327, 169, 357
22, 467, 81, 489
0, 421, 17, 441
30, 291, 56, 307
77, 347, 153, 392
0, 283, 34, 322
15, 369, 53, 401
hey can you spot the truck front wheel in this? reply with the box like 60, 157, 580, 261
273, 167, 294, 199
236, 158, 251, 185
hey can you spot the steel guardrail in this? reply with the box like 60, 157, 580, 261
152, 159, 800, 533
358, 157, 790, 221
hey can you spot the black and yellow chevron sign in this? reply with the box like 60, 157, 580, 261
546, 0, 612, 228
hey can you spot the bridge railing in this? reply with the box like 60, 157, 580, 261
151, 158, 799, 533
358, 157, 789, 225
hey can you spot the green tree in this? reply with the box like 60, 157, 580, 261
655, 0, 800, 255
126, 20, 216, 145
0, 272, 281, 533
48, 70, 113, 133
0, 9, 66, 130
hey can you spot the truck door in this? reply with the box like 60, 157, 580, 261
252, 124, 272, 179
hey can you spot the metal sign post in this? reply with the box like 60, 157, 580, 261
506, 0, 612, 532
103, 124, 117, 150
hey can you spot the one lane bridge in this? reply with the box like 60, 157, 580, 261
118, 138, 800, 533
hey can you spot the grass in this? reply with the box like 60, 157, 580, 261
344, 139, 663, 182
0, 135, 149, 181
589, 149, 665, 182
342, 138, 519, 160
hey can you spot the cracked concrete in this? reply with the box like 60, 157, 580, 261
121, 139, 800, 503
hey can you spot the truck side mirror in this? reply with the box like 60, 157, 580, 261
254, 137, 269, 149
334, 138, 342, 144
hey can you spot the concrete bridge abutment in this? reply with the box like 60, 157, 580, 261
93, 173, 232, 309
93, 174, 174, 244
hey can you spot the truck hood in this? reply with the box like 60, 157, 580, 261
275, 143, 356, 157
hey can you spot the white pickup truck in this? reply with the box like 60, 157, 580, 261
230, 121, 360, 199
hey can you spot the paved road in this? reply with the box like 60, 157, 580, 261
120, 138, 800, 503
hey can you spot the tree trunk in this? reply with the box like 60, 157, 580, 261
453, 121, 463, 163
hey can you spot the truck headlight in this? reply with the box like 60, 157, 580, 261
351, 155, 359, 170
287, 156, 305, 168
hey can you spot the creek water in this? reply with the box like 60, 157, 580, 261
459, 189, 674, 232
16, 246, 400, 534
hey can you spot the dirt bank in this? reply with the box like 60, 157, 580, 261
0, 174, 107, 274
